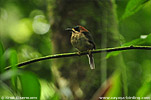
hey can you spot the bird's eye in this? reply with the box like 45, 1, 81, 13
74, 26, 80, 32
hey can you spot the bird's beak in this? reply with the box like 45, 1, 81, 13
65, 28, 73, 31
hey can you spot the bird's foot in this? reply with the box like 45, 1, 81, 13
77, 51, 81, 56
88, 50, 92, 55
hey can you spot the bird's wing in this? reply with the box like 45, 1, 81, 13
82, 32, 96, 49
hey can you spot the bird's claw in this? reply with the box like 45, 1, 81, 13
77, 51, 81, 56
88, 50, 92, 55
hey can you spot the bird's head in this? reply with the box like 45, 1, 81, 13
66, 25, 89, 33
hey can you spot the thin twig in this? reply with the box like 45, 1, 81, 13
5, 46, 151, 70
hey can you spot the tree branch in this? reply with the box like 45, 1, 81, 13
5, 46, 151, 70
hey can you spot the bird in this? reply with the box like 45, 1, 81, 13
66, 25, 96, 69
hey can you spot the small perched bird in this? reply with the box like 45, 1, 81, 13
66, 25, 96, 69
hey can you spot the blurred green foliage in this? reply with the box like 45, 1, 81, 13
0, 42, 5, 73
106, 33, 151, 58
121, 0, 150, 20
19, 72, 41, 100
0, 0, 151, 100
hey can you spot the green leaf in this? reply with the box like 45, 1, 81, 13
9, 49, 18, 69
121, 0, 149, 20
136, 80, 151, 98
0, 41, 4, 57
122, 34, 151, 46
9, 49, 18, 93
106, 34, 151, 59
0, 71, 41, 99
104, 71, 122, 97
50, 93, 60, 100
123, 34, 151, 46
0, 41, 5, 73
19, 72, 41, 100
106, 51, 121, 59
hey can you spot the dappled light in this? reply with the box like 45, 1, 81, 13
0, 0, 151, 100
32, 15, 50, 35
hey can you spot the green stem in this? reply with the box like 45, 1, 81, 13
5, 46, 151, 70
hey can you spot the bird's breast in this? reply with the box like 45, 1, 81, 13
71, 33, 93, 51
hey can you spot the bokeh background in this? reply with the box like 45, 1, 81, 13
0, 0, 151, 100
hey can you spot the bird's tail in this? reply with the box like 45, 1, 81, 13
87, 54, 95, 69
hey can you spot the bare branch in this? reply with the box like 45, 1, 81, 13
5, 46, 151, 70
